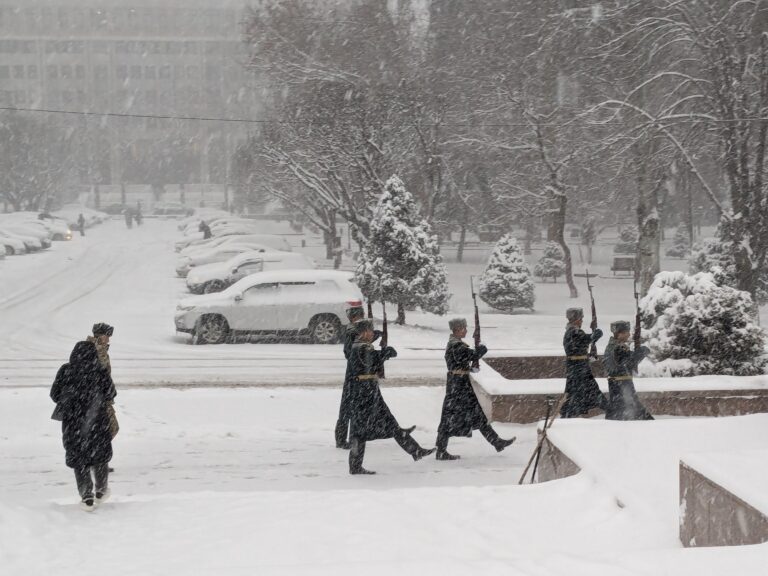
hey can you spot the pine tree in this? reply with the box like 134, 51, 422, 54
613, 226, 638, 254
641, 271, 766, 376
354, 175, 450, 324
534, 241, 566, 282
665, 223, 690, 258
478, 234, 535, 312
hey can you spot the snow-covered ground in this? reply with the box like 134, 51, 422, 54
1, 387, 766, 575
3, 218, 750, 388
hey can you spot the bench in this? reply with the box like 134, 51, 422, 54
611, 255, 635, 276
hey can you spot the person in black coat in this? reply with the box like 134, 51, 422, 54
604, 321, 653, 421
347, 320, 434, 474
435, 318, 516, 460
199, 220, 212, 239
77, 213, 85, 237
50, 340, 116, 510
560, 307, 608, 418
334, 306, 380, 449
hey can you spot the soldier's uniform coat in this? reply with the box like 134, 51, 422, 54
436, 336, 489, 437
603, 337, 653, 420
348, 341, 400, 442
560, 325, 607, 418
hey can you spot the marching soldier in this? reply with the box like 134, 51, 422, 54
347, 320, 434, 474
604, 321, 653, 420
334, 306, 380, 449
435, 318, 515, 460
560, 308, 608, 418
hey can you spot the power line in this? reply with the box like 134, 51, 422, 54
0, 106, 765, 129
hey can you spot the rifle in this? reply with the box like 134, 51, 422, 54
377, 301, 388, 379
470, 276, 481, 372
586, 269, 598, 359
633, 279, 642, 352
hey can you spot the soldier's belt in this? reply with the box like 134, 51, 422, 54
450, 370, 470, 375
567, 355, 589, 361
610, 375, 633, 381
355, 374, 377, 381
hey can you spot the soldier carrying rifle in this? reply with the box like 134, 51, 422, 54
560, 307, 607, 418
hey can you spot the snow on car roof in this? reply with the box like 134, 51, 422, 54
226, 250, 304, 266
225, 269, 355, 293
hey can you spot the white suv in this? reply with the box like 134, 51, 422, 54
175, 269, 364, 344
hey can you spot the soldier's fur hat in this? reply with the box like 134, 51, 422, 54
92, 323, 114, 337
566, 308, 584, 322
345, 306, 365, 321
449, 318, 467, 332
610, 320, 631, 334
355, 319, 374, 334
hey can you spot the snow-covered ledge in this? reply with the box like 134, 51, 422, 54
680, 451, 768, 547
471, 358, 768, 423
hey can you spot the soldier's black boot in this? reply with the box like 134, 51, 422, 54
435, 431, 460, 460
349, 438, 375, 475
480, 424, 516, 453
396, 431, 435, 461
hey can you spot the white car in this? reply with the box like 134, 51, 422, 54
0, 221, 52, 248
180, 234, 293, 257
186, 251, 317, 294
175, 270, 364, 344
176, 244, 272, 277
0, 232, 27, 255
175, 228, 292, 252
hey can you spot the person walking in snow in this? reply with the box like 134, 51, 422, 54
604, 321, 654, 420
199, 220, 212, 239
435, 318, 516, 460
347, 320, 434, 474
77, 213, 85, 237
560, 307, 608, 418
335, 305, 380, 449
50, 340, 116, 511
88, 323, 119, 441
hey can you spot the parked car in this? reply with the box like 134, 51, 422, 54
36, 214, 72, 240
0, 220, 52, 248
0, 229, 42, 251
175, 226, 293, 252
180, 233, 294, 257
0, 231, 27, 255
175, 270, 364, 345
153, 202, 194, 217
186, 251, 317, 294
176, 244, 272, 277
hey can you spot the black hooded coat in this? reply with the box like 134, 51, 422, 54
50, 341, 115, 468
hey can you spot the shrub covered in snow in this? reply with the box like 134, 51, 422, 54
640, 271, 766, 376
613, 226, 637, 254
534, 241, 565, 282
354, 175, 450, 321
665, 223, 690, 258
478, 234, 535, 312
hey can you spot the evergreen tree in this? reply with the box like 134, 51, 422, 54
534, 241, 566, 282
478, 234, 535, 312
665, 223, 690, 258
354, 175, 450, 324
613, 226, 638, 255
640, 271, 766, 376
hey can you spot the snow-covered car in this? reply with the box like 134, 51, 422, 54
0, 229, 42, 251
176, 244, 272, 277
186, 251, 317, 294
0, 221, 52, 248
180, 234, 294, 257
175, 269, 364, 344
54, 206, 109, 228
0, 232, 27, 255
36, 214, 72, 240
175, 227, 292, 252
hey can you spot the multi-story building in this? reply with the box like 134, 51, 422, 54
0, 0, 259, 192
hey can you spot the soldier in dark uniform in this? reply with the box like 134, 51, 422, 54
347, 320, 434, 474
435, 318, 516, 460
604, 321, 653, 420
334, 306, 380, 449
560, 307, 608, 418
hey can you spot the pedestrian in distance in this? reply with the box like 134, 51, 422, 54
134, 202, 143, 226
50, 340, 116, 511
335, 305, 380, 449
199, 220, 212, 239
560, 307, 608, 418
604, 321, 654, 420
124, 209, 133, 229
77, 213, 85, 237
435, 318, 516, 460
347, 320, 434, 474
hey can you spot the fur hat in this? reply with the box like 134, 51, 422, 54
449, 318, 467, 331
566, 308, 584, 322
610, 320, 631, 334
92, 323, 114, 337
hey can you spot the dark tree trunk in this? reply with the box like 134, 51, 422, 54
553, 194, 578, 298
396, 302, 405, 325
367, 300, 373, 319
457, 221, 467, 263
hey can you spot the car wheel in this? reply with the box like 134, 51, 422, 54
196, 315, 229, 344
203, 280, 227, 294
309, 315, 341, 344
4, 246, 12, 256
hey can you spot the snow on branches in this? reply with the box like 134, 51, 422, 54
478, 234, 535, 312
534, 241, 566, 282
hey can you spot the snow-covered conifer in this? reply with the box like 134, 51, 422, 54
640, 271, 766, 376
534, 241, 565, 282
354, 175, 450, 323
478, 234, 535, 312
665, 223, 690, 258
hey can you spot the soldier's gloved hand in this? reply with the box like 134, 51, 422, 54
637, 345, 651, 358
590, 328, 603, 343
373, 330, 383, 342
383, 346, 398, 359
476, 344, 489, 357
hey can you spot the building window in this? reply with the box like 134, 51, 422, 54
13, 65, 24, 79
61, 90, 73, 105
0, 66, 9, 79
159, 65, 171, 79
116, 65, 127, 80
47, 65, 58, 79
186, 65, 199, 79
14, 90, 26, 105
94, 65, 107, 80
76, 90, 86, 105
61, 65, 72, 79
144, 65, 156, 79
145, 90, 157, 106
27, 65, 38, 79
75, 65, 85, 79
130, 65, 142, 80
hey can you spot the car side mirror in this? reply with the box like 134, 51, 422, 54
234, 294, 243, 302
